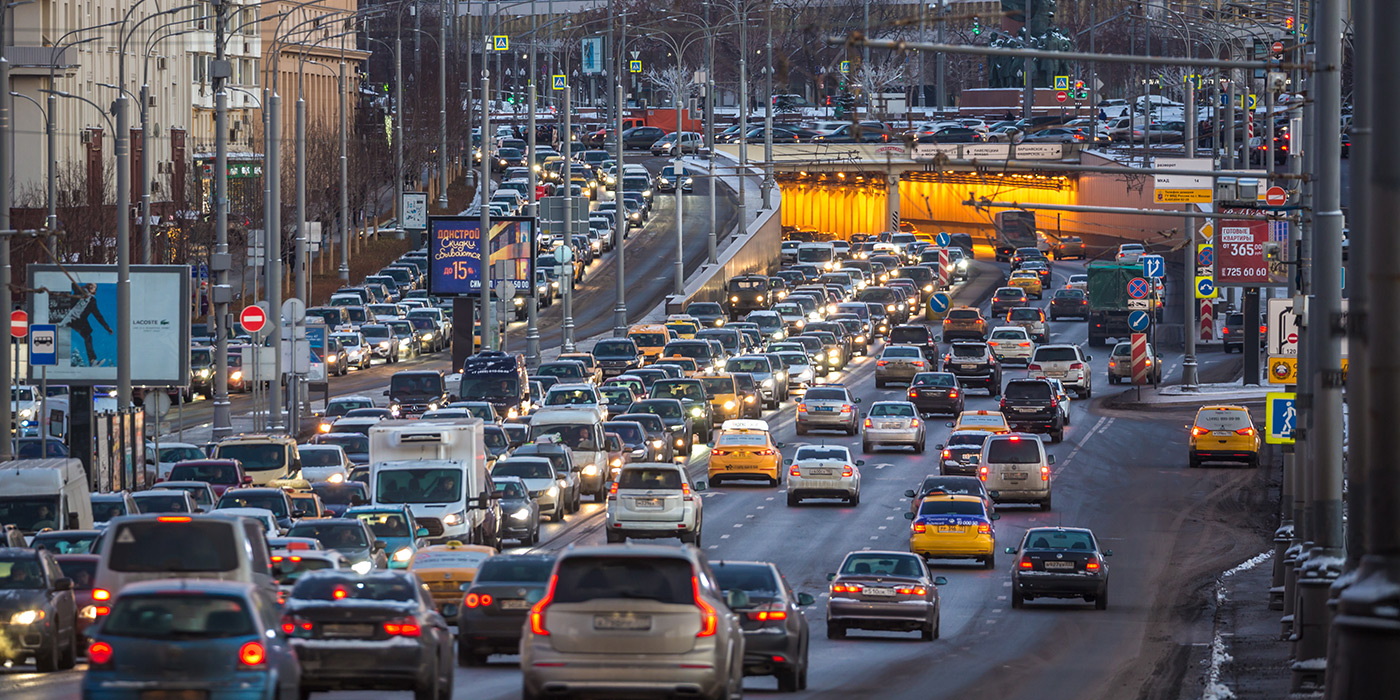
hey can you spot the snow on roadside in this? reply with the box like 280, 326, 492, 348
1203, 551, 1274, 700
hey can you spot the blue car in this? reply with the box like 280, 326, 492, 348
82, 580, 300, 700
345, 505, 429, 569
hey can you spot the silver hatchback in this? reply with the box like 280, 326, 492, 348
796, 385, 861, 435
874, 345, 932, 387
862, 401, 927, 453
520, 545, 745, 700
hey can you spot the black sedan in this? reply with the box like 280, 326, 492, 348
1049, 288, 1090, 320
456, 553, 556, 666
492, 476, 540, 546
714, 560, 813, 692
906, 372, 964, 416
0, 547, 77, 671
825, 550, 945, 641
1008, 527, 1112, 610
904, 474, 996, 514
936, 431, 991, 477
285, 571, 455, 697
621, 125, 668, 149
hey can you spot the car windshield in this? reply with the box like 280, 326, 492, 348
391, 374, 442, 395
1034, 347, 1080, 362
494, 459, 554, 480
918, 499, 986, 516
689, 303, 723, 315
552, 556, 692, 605
716, 433, 767, 447
218, 492, 288, 517
457, 376, 520, 397
214, 444, 287, 472
948, 309, 980, 320
493, 480, 528, 499
545, 388, 597, 405
630, 332, 667, 347
1025, 530, 1096, 551
475, 556, 555, 583
327, 399, 374, 416
870, 403, 915, 417
1004, 382, 1051, 400
374, 468, 463, 504
1055, 289, 1085, 299
0, 558, 44, 589
134, 494, 191, 513
804, 388, 847, 401
290, 575, 416, 602
309, 482, 367, 505
315, 434, 369, 454
839, 554, 923, 577
948, 433, 990, 448
698, 378, 735, 396
298, 448, 344, 467
794, 447, 849, 461
1009, 309, 1040, 320
991, 329, 1027, 340
106, 521, 239, 572
951, 345, 986, 358
594, 341, 637, 358
712, 563, 781, 605
883, 347, 921, 358
287, 522, 368, 549
986, 438, 1042, 463
912, 373, 955, 387
169, 463, 238, 484
653, 382, 705, 402
102, 594, 255, 639
631, 401, 682, 421
617, 468, 683, 490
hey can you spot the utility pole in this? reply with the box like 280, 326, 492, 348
737, 7, 748, 226
267, 90, 283, 429
480, 69, 494, 351
1021, 0, 1032, 120
439, 0, 449, 209
525, 10, 540, 367
211, 0, 232, 439
935, 0, 945, 113
294, 92, 307, 303
1182, 80, 1198, 388
561, 63, 575, 351
339, 60, 350, 283
140, 83, 152, 264
0, 48, 11, 460
674, 50, 686, 295
116, 90, 132, 423
705, 1, 717, 265
761, 1, 774, 211
612, 16, 628, 338
395, 33, 405, 240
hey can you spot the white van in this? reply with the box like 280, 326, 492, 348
0, 459, 93, 536
974, 434, 1055, 510
92, 513, 275, 602
368, 419, 500, 547
527, 409, 608, 499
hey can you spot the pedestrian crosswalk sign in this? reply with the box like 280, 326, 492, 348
553, 75, 566, 90
1054, 75, 1069, 90
630, 60, 642, 73
493, 36, 509, 51
1265, 392, 1297, 444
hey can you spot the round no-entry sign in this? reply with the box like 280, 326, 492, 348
1272, 41, 1284, 54
1265, 186, 1287, 206
1056, 91, 1068, 103
9, 309, 28, 338
239, 305, 267, 334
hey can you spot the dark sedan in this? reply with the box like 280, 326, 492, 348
456, 553, 556, 666
825, 550, 945, 641
906, 372, 964, 416
714, 560, 813, 691
904, 474, 997, 514
285, 571, 454, 697
1049, 288, 1090, 320
492, 476, 540, 546
1008, 527, 1112, 609
621, 125, 668, 149
936, 431, 992, 477
0, 547, 77, 671
286, 518, 388, 573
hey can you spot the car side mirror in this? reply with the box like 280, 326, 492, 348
853, 398, 862, 404
53, 577, 74, 591
1047, 455, 1056, 464
416, 527, 429, 537
783, 459, 793, 466
903, 489, 916, 498
693, 480, 707, 491
1085, 355, 1093, 361
933, 576, 948, 586
825, 573, 836, 582
903, 512, 915, 520
724, 589, 750, 609
945, 422, 955, 428
1104, 549, 1113, 557
934, 443, 944, 450
855, 460, 865, 467
383, 389, 390, 396
775, 442, 785, 449
1005, 546, 1016, 554
796, 592, 816, 607
990, 513, 1001, 521
372, 541, 386, 553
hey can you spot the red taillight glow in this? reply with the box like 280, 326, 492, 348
1009, 435, 1021, 442
1041, 465, 1051, 481
238, 641, 266, 667
530, 575, 558, 636
1236, 427, 1256, 437
1191, 426, 1206, 437
840, 404, 853, 413
1069, 362, 1084, 370
913, 361, 925, 367
92, 588, 111, 602
941, 449, 951, 459
1027, 364, 1042, 371
1019, 557, 1034, 569
864, 418, 873, 428
157, 516, 192, 523
831, 583, 863, 594
913, 522, 927, 533
383, 619, 422, 636
911, 418, 920, 427
978, 522, 991, 534
747, 607, 788, 622
949, 390, 958, 398
332, 587, 349, 600
896, 586, 927, 596
1086, 557, 1101, 571
464, 593, 493, 608
694, 576, 718, 637
789, 464, 800, 476
876, 360, 888, 367
88, 641, 113, 665
841, 466, 854, 477
979, 465, 989, 481
1018, 342, 1031, 347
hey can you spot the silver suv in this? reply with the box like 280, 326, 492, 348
520, 545, 745, 700
796, 385, 862, 435
1028, 344, 1093, 398
975, 433, 1055, 510
605, 464, 706, 545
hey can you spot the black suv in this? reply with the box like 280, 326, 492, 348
907, 372, 963, 416
998, 378, 1065, 443
937, 431, 991, 476
726, 275, 772, 320
386, 370, 449, 418
944, 342, 1001, 396
889, 325, 939, 363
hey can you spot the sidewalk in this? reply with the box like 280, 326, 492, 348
1105, 378, 1273, 409
1195, 550, 1313, 699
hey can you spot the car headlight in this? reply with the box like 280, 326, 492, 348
814, 352, 825, 361
428, 402, 439, 411
794, 319, 804, 329
584, 464, 601, 476
18, 408, 33, 419
731, 296, 739, 302
379, 341, 390, 348
676, 437, 686, 446
828, 355, 840, 365
318, 423, 332, 433
924, 284, 934, 292
230, 370, 243, 382
761, 378, 774, 388
393, 547, 414, 563
350, 560, 373, 575
197, 368, 212, 378
442, 510, 465, 526
390, 405, 402, 417
690, 407, 703, 417
643, 189, 652, 197
511, 507, 532, 521
547, 485, 559, 497
9, 610, 44, 625
652, 439, 664, 448
423, 332, 434, 341
723, 400, 736, 410
630, 212, 640, 220
856, 335, 866, 343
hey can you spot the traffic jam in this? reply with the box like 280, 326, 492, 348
0, 227, 1263, 700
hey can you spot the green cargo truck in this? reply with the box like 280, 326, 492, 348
1086, 261, 1143, 347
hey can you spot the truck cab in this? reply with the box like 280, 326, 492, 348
369, 420, 500, 548
0, 458, 94, 537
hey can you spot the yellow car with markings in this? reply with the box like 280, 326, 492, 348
1189, 404, 1261, 468
698, 374, 743, 422
408, 542, 495, 618
949, 409, 1011, 434
707, 419, 782, 486
906, 494, 1000, 567
666, 320, 699, 340
628, 324, 671, 362
1008, 270, 1044, 299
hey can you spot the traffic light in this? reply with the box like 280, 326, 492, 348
972, 16, 981, 36
1285, 15, 1295, 34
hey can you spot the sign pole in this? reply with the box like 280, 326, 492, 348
1182, 79, 1199, 388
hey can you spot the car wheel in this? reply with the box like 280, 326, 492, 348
1052, 429, 1064, 444
34, 637, 59, 673
1040, 495, 1053, 511
862, 440, 873, 453
826, 622, 845, 640
920, 621, 936, 642
458, 642, 485, 667
551, 507, 564, 523
787, 492, 800, 507
875, 378, 885, 388
1096, 588, 1109, 610
1108, 375, 1117, 385
59, 630, 77, 670
1189, 453, 1201, 468
915, 440, 925, 454
1012, 588, 1024, 608
606, 529, 625, 543
984, 552, 996, 570
849, 491, 860, 507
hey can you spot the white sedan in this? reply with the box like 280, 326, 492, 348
787, 444, 862, 506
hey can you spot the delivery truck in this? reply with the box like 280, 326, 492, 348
369, 419, 500, 548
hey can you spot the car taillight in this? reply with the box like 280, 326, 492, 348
88, 641, 114, 667
1191, 426, 1206, 437
841, 466, 854, 477
876, 360, 888, 367
694, 576, 718, 637
1069, 362, 1084, 370
93, 588, 111, 602
979, 465, 989, 481
864, 418, 873, 428
238, 641, 266, 667
797, 404, 808, 413
383, 618, 422, 637
609, 482, 619, 500
913, 361, 925, 367
1019, 557, 1034, 569
463, 592, 493, 608
911, 418, 920, 427
157, 516, 191, 523
941, 449, 951, 459
530, 575, 557, 636
896, 586, 927, 595
1222, 327, 1230, 334
1081, 299, 1087, 305
747, 605, 788, 622
1236, 427, 1256, 437
1260, 324, 1267, 334
978, 522, 991, 534
1041, 465, 1050, 481
1109, 360, 1116, 368
711, 449, 730, 456
1086, 557, 1101, 571
908, 389, 918, 398
840, 404, 853, 413
756, 448, 775, 456
831, 583, 863, 594
1018, 342, 1030, 347
913, 521, 928, 533
789, 464, 800, 476
280, 615, 313, 635
1027, 364, 1041, 371
949, 390, 958, 398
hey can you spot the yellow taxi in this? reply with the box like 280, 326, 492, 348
906, 494, 1000, 567
698, 374, 743, 422
1188, 405, 1262, 468
666, 320, 699, 340
656, 356, 702, 377
407, 541, 496, 617
287, 491, 327, 519
628, 324, 671, 362
949, 409, 1011, 434
707, 419, 782, 486
1008, 270, 1044, 299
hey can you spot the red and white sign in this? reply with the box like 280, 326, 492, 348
1272, 41, 1284, 54
9, 309, 27, 338
239, 305, 267, 334
938, 248, 950, 287
1265, 186, 1287, 206
1217, 219, 1271, 284
1131, 333, 1150, 385
1200, 299, 1214, 341
1055, 91, 1068, 103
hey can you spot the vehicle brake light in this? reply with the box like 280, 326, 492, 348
609, 482, 619, 499
88, 641, 114, 666
797, 404, 808, 413
789, 464, 800, 476
1260, 325, 1267, 334
840, 404, 853, 413
1019, 557, 1034, 569
383, 618, 422, 636
831, 583, 863, 594
1222, 327, 1230, 335
711, 449, 729, 456
911, 418, 920, 427
530, 575, 557, 636
864, 418, 873, 428
747, 605, 788, 621
157, 516, 191, 523
913, 361, 925, 367
842, 466, 854, 477
238, 641, 266, 667
978, 522, 991, 534
908, 389, 918, 398
1041, 465, 1050, 481
464, 592, 493, 608
988, 341, 999, 347
896, 586, 927, 595
93, 588, 111, 602
913, 522, 927, 533
756, 448, 775, 456
1069, 363, 1084, 370
1109, 360, 1116, 368
694, 576, 718, 637
1086, 557, 1101, 571
979, 465, 988, 481
1009, 435, 1020, 442
1236, 427, 1256, 437
877, 360, 888, 367
1027, 364, 1041, 371
949, 390, 958, 398
941, 449, 951, 459
1018, 342, 1030, 347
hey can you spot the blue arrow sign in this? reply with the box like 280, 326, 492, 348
929, 292, 950, 314
1128, 310, 1150, 332
28, 324, 56, 366
1127, 277, 1150, 299
935, 231, 950, 247
1197, 277, 1216, 297
1141, 255, 1165, 279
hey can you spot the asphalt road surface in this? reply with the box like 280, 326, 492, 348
3, 256, 1273, 700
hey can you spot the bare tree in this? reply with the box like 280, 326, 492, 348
644, 65, 698, 109
854, 55, 906, 118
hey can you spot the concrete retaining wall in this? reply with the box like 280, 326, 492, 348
664, 166, 781, 315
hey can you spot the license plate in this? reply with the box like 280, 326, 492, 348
808, 468, 832, 476
920, 390, 942, 397
634, 497, 663, 508
594, 613, 652, 631
1043, 561, 1075, 571
1006, 473, 1028, 480
863, 587, 896, 597
321, 623, 375, 638
1213, 430, 1234, 437
140, 693, 207, 700
961, 364, 977, 370
937, 525, 964, 533
1014, 407, 1038, 413
500, 599, 531, 610
878, 422, 900, 429
816, 406, 834, 412
1047, 371, 1066, 378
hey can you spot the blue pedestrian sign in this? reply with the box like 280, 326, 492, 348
929, 292, 950, 314
1197, 277, 1216, 297
935, 231, 950, 247
840, 60, 850, 73
1265, 392, 1297, 444
493, 35, 509, 51
629, 60, 642, 73
1141, 255, 1165, 279
1128, 310, 1150, 332
552, 75, 567, 90
1127, 277, 1150, 299
28, 324, 56, 366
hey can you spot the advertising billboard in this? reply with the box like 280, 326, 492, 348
1217, 210, 1286, 287
26, 265, 191, 386
428, 216, 536, 297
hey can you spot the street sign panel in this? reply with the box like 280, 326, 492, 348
1131, 333, 1150, 385
1217, 219, 1272, 284
1141, 255, 1165, 279
1127, 277, 1150, 299
1153, 157, 1214, 203
492, 35, 509, 51
840, 60, 850, 73
1265, 392, 1297, 444
1265, 186, 1287, 206
629, 60, 642, 73
1196, 277, 1217, 298
239, 305, 267, 335
1128, 299, 1151, 311
1128, 310, 1150, 332
29, 324, 56, 366
929, 292, 950, 314
553, 75, 567, 90
1195, 243, 1216, 298
1056, 91, 1067, 103
935, 231, 950, 247
1266, 297, 1300, 356
1053, 75, 1069, 90
9, 309, 27, 338
402, 192, 427, 230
